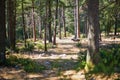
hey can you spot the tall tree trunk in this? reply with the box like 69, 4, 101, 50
44, 0, 48, 52
38, 0, 42, 39
58, 7, 62, 39
48, 0, 52, 42
0, 0, 6, 65
85, 0, 100, 71
114, 0, 119, 37
32, 0, 36, 42
76, 0, 80, 38
53, 0, 58, 45
38, 16, 42, 39
22, 0, 26, 47
7, 0, 16, 50
74, 0, 80, 40
114, 17, 117, 36
62, 6, 66, 37
14, 0, 16, 47
84, 15, 88, 37
74, 2, 77, 39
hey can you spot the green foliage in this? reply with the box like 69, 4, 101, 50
57, 31, 72, 38
13, 47, 20, 53
76, 42, 82, 47
47, 43, 53, 48
26, 41, 35, 51
80, 34, 86, 38
36, 41, 53, 51
36, 43, 44, 50
74, 51, 86, 71
5, 55, 46, 73
5, 55, 18, 66
16, 26, 24, 40
16, 39, 24, 43
19, 41, 34, 52
92, 44, 120, 74
51, 61, 62, 68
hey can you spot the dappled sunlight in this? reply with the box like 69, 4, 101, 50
26, 73, 44, 79
60, 70, 85, 80
1, 37, 82, 80
0, 67, 26, 79
1, 36, 120, 80
13, 37, 80, 60
86, 73, 120, 80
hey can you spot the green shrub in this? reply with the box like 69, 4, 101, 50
5, 55, 18, 66
26, 41, 34, 51
47, 43, 53, 48
51, 61, 61, 68
76, 43, 82, 47
80, 34, 86, 38
92, 44, 120, 73
36, 43, 44, 50
74, 51, 86, 71
6, 55, 46, 73
23, 60, 46, 73
36, 42, 53, 51
19, 41, 34, 52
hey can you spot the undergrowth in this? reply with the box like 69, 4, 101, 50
74, 51, 86, 71
5, 55, 46, 73
75, 44, 120, 74
92, 44, 120, 74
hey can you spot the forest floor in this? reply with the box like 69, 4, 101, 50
0, 36, 120, 80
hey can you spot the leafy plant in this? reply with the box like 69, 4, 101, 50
92, 44, 120, 73
36, 42, 53, 51
19, 41, 34, 52
5, 55, 46, 73
74, 51, 86, 71
76, 42, 82, 47
36, 43, 44, 50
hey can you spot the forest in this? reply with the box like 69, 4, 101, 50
0, 0, 120, 80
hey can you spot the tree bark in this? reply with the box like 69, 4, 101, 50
53, 0, 58, 45
76, 0, 80, 38
85, 0, 100, 71
7, 0, 16, 50
62, 6, 66, 37
38, 0, 42, 39
38, 16, 42, 39
74, 0, 80, 40
58, 7, 62, 39
0, 0, 6, 65
74, 1, 77, 39
114, 17, 117, 36
32, 0, 36, 42
22, 0, 26, 47
114, 0, 119, 37
44, 0, 48, 52
48, 0, 52, 42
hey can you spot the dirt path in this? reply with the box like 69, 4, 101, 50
0, 37, 86, 80
1, 37, 120, 80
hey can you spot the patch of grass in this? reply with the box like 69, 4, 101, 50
76, 42, 82, 47
5, 55, 46, 73
36, 42, 53, 51
51, 61, 62, 69
36, 43, 44, 50
73, 51, 86, 71
47, 43, 53, 48
19, 41, 35, 52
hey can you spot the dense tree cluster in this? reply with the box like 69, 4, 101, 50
0, 0, 120, 70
